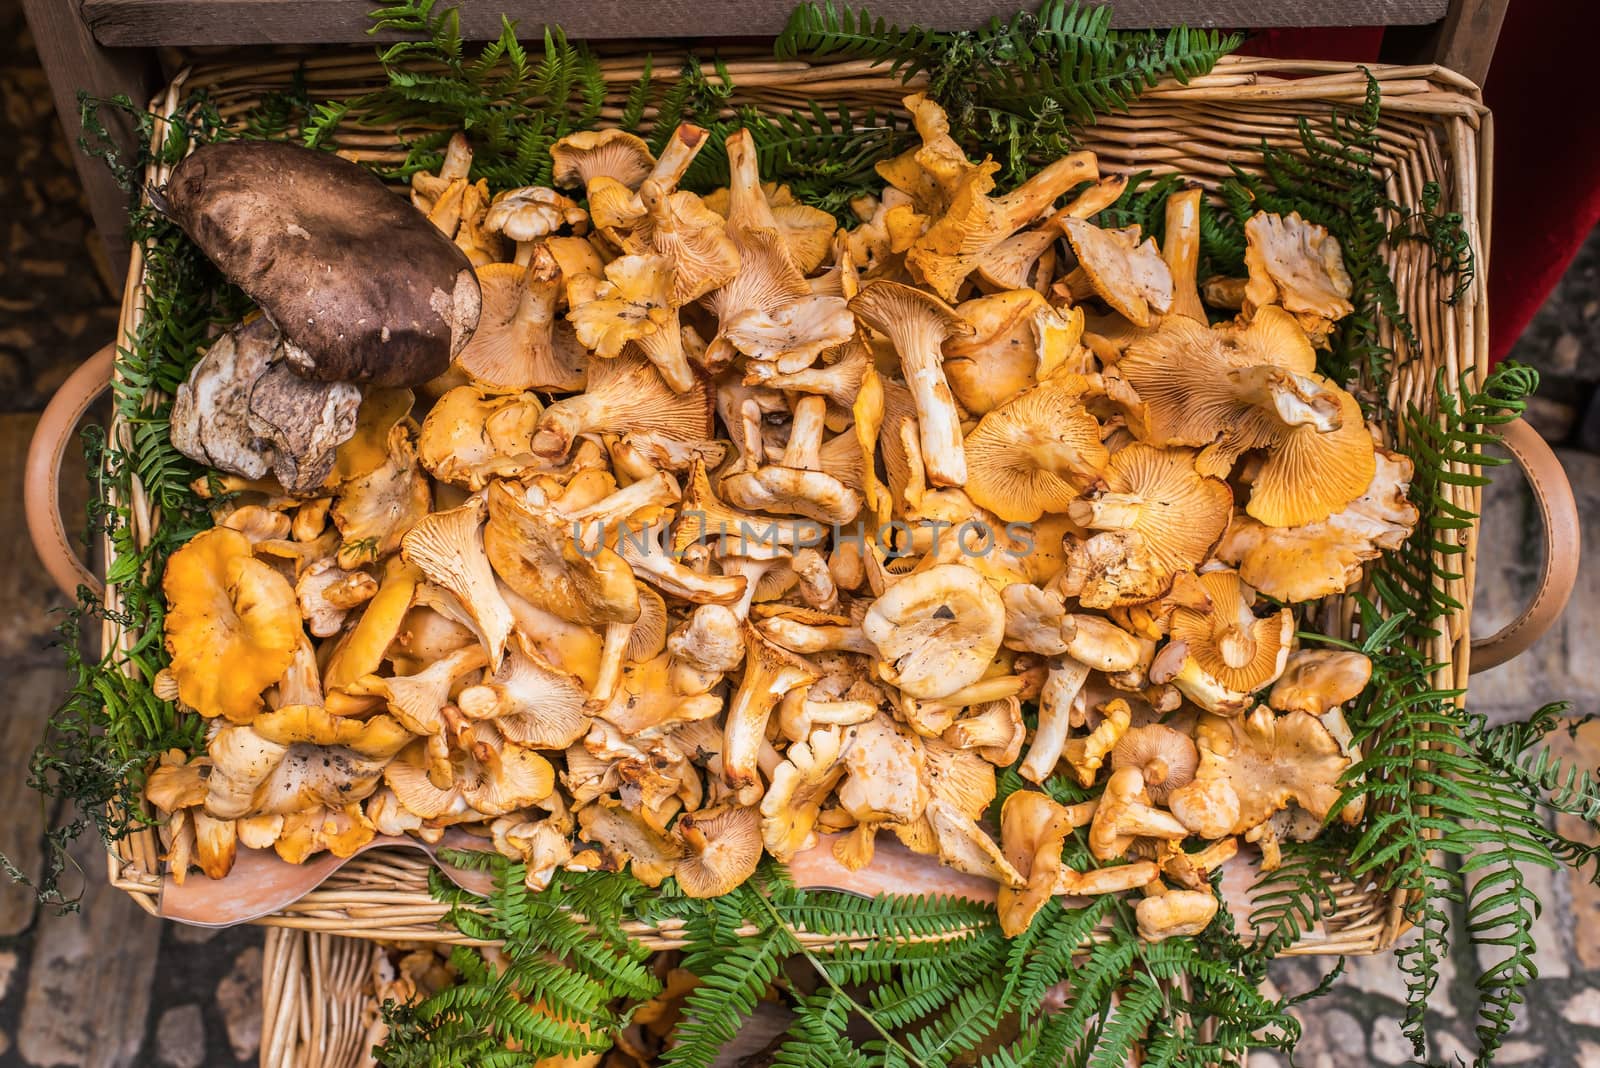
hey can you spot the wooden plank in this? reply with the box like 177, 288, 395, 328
82, 0, 1450, 46
0, 413, 91, 936
1428, 0, 1509, 86
0, 414, 89, 662
19, 0, 159, 293
0, 667, 70, 937
1380, 0, 1507, 89
17, 825, 163, 1068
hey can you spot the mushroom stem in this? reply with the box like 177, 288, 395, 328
936, 675, 1024, 708
1019, 658, 1091, 783
676, 460, 830, 550
1149, 639, 1188, 685
1060, 799, 1099, 827
593, 621, 632, 703
1144, 757, 1171, 787
1058, 173, 1131, 222
897, 419, 928, 513
1216, 623, 1257, 670
758, 617, 877, 656
853, 368, 892, 525
995, 152, 1100, 231
645, 124, 707, 193
778, 689, 878, 741
636, 324, 697, 393
618, 523, 748, 605
563, 471, 679, 528
897, 316, 964, 486
849, 282, 973, 488
720, 551, 790, 621
1228, 365, 1343, 431
745, 342, 868, 410
782, 396, 828, 471
1163, 187, 1206, 323
724, 629, 817, 791
738, 398, 767, 473
1069, 491, 1145, 531
790, 548, 838, 611
1055, 860, 1160, 897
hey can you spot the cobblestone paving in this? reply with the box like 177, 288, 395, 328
4, 0, 1599, 1063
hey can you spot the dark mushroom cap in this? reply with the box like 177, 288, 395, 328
162, 142, 481, 387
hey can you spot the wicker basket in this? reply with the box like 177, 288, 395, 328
261, 927, 387, 1068
21, 44, 1581, 959
256, 928, 1245, 1068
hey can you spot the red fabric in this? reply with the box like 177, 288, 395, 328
1482, 0, 1600, 362
1235, 27, 1384, 64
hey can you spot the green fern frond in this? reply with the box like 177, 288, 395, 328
619, 56, 654, 129
775, 2, 948, 74
773, 991, 875, 1068
661, 927, 791, 1068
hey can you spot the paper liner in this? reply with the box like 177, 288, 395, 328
157, 823, 1297, 935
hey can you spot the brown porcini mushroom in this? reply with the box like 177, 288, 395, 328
161, 141, 481, 386
172, 317, 362, 495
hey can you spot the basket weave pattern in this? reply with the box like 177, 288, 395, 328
103, 51, 1491, 957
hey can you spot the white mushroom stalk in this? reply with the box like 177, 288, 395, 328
400, 497, 514, 666
848, 281, 974, 487
721, 396, 862, 524
723, 627, 818, 794
701, 130, 820, 372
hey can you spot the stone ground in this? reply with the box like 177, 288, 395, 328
3, 1, 1600, 1064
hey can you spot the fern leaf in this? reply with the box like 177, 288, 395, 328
662, 927, 790, 1068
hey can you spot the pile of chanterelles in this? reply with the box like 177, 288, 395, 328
147, 94, 1416, 942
